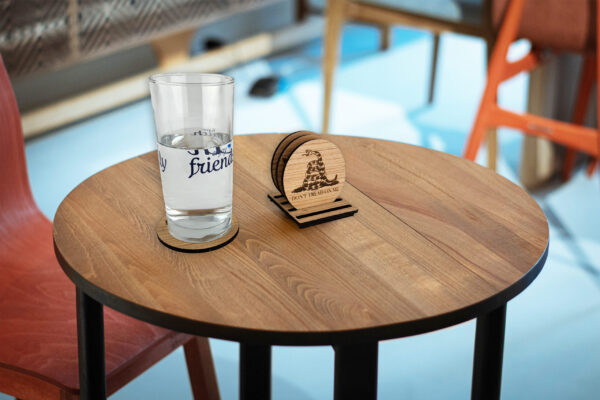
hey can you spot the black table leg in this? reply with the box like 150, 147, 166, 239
334, 342, 378, 400
240, 343, 271, 400
76, 288, 107, 400
471, 303, 507, 400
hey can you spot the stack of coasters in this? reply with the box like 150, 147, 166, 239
268, 131, 357, 227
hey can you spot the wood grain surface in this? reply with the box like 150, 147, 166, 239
53, 134, 549, 345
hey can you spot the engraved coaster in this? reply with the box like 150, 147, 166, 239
270, 131, 314, 190
281, 139, 345, 209
275, 133, 320, 194
156, 216, 239, 253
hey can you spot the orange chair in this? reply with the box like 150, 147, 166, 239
464, 0, 600, 175
0, 55, 220, 400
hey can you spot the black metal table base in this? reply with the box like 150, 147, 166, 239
76, 288, 107, 400
471, 304, 507, 400
334, 342, 379, 400
74, 289, 508, 400
240, 343, 272, 400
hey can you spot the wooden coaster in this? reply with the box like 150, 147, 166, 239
156, 216, 239, 253
282, 139, 345, 210
275, 133, 320, 193
268, 193, 357, 228
270, 131, 314, 190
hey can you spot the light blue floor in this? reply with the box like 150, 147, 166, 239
8, 24, 600, 399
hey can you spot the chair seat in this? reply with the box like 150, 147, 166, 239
357, 0, 483, 26
493, 0, 595, 52
0, 211, 181, 393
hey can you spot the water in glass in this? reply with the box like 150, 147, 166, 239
157, 129, 233, 242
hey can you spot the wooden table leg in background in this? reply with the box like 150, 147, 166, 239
333, 342, 378, 400
520, 61, 557, 188
76, 288, 107, 400
471, 304, 507, 400
240, 343, 272, 400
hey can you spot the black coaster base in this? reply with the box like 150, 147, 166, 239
156, 215, 239, 253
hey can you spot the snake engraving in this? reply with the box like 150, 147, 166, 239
292, 149, 339, 193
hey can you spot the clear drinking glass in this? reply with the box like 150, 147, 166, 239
149, 73, 234, 243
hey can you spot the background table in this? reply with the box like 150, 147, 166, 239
53, 134, 549, 400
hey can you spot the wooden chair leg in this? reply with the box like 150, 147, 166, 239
379, 24, 392, 51
562, 54, 596, 181
486, 131, 498, 170
296, 0, 309, 21
428, 32, 440, 104
184, 337, 220, 400
485, 38, 498, 171
322, 0, 346, 134
151, 28, 196, 68
464, 0, 526, 161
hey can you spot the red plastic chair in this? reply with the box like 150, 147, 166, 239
463, 0, 600, 176
0, 55, 220, 400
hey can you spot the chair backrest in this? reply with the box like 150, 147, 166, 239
493, 0, 596, 53
0, 55, 38, 230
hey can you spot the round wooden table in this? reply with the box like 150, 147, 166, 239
53, 134, 549, 400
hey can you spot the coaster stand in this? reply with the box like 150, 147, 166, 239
268, 193, 357, 228
269, 131, 357, 228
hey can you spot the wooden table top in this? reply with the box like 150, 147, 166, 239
54, 134, 549, 345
